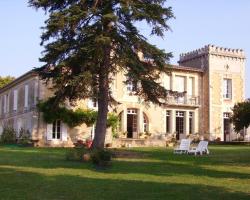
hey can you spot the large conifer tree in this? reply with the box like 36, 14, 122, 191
29, 0, 174, 149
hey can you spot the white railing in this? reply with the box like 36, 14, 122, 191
166, 95, 200, 106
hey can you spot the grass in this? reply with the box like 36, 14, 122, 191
0, 145, 249, 200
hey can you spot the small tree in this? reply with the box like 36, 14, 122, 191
29, 0, 174, 149
0, 76, 15, 88
231, 99, 250, 137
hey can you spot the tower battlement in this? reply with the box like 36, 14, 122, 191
179, 45, 245, 63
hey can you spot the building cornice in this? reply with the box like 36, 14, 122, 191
169, 65, 204, 73
179, 45, 246, 63
0, 70, 38, 94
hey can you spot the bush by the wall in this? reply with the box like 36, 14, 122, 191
18, 128, 32, 146
38, 98, 119, 132
0, 127, 16, 144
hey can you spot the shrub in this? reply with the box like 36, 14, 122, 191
74, 139, 85, 148
145, 132, 152, 137
66, 148, 87, 161
0, 127, 16, 144
18, 128, 31, 146
91, 149, 112, 167
232, 136, 244, 141
112, 132, 119, 138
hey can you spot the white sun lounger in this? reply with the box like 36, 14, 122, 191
174, 139, 191, 154
188, 140, 209, 155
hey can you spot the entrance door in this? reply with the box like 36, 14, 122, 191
127, 109, 137, 138
223, 113, 231, 141
176, 111, 184, 140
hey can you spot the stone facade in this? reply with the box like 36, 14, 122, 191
179, 45, 246, 141
0, 45, 246, 147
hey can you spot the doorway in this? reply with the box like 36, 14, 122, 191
223, 113, 231, 141
176, 111, 184, 140
127, 109, 137, 138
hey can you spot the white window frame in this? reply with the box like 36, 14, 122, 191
176, 111, 184, 117
127, 109, 137, 114
176, 111, 185, 135
126, 76, 137, 94
127, 81, 137, 93
52, 120, 61, 140
223, 113, 231, 119
87, 98, 98, 109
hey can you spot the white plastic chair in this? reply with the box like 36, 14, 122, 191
188, 141, 209, 155
174, 139, 191, 154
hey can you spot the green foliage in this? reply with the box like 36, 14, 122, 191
29, 0, 174, 148
38, 98, 119, 130
66, 147, 88, 162
0, 127, 16, 144
107, 113, 119, 136
0, 76, 15, 89
91, 149, 112, 166
18, 128, 31, 146
231, 99, 250, 132
1, 146, 250, 199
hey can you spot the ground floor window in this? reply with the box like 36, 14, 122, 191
176, 111, 184, 140
143, 113, 148, 133
52, 120, 61, 139
166, 110, 170, 133
189, 112, 193, 134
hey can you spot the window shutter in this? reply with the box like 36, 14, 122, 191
17, 119, 22, 137
61, 123, 68, 141
165, 75, 170, 90
25, 85, 29, 108
188, 78, 193, 96
3, 95, 7, 113
175, 76, 185, 92
46, 124, 53, 141
13, 90, 18, 111
228, 80, 232, 99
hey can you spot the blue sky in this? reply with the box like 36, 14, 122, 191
0, 0, 249, 98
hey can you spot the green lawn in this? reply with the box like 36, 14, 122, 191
0, 145, 249, 200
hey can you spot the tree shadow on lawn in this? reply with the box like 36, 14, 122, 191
109, 159, 250, 180
0, 167, 249, 200
132, 146, 250, 167
0, 147, 249, 181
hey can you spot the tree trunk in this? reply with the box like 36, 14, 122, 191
92, 47, 111, 149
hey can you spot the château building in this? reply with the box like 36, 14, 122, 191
0, 45, 247, 147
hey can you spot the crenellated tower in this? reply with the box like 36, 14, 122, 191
179, 45, 246, 141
